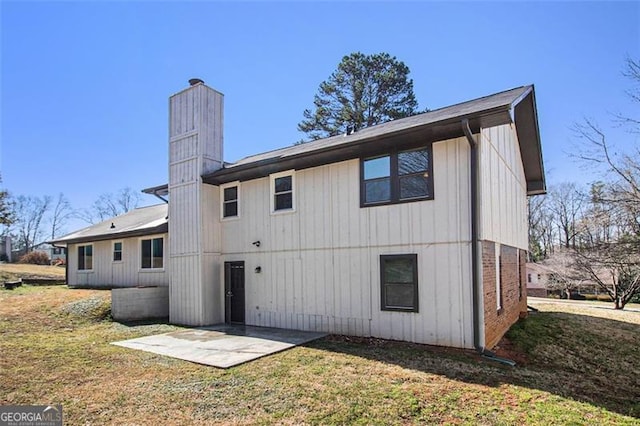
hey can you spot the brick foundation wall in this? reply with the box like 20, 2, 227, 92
482, 242, 528, 349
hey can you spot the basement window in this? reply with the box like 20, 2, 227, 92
141, 237, 163, 269
270, 171, 295, 212
78, 244, 93, 271
380, 254, 419, 312
222, 184, 239, 218
361, 146, 433, 206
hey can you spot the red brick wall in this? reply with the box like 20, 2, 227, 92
482, 242, 528, 349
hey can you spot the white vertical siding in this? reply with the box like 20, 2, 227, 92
478, 124, 528, 249
220, 136, 475, 348
168, 83, 224, 326
66, 234, 169, 288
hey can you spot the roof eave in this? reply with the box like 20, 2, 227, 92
48, 223, 169, 247
203, 106, 514, 185
512, 87, 546, 196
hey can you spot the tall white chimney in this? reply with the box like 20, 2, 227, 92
168, 79, 224, 326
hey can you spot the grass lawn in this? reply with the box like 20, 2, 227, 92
1, 286, 639, 425
0, 263, 66, 282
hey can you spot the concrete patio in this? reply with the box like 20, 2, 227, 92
112, 324, 327, 368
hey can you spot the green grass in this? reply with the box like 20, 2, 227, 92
1, 286, 639, 425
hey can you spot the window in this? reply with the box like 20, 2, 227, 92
78, 244, 93, 271
380, 254, 418, 312
527, 273, 532, 283
223, 185, 239, 218
113, 242, 122, 262
141, 237, 163, 269
362, 146, 432, 206
270, 171, 295, 212
52, 247, 63, 255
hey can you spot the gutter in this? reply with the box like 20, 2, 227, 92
461, 119, 516, 367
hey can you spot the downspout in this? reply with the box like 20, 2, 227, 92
461, 119, 481, 352
461, 119, 515, 367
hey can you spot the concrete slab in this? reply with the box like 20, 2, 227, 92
112, 324, 327, 368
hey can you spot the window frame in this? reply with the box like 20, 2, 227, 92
77, 244, 93, 272
113, 241, 123, 263
360, 144, 434, 207
220, 181, 240, 220
380, 254, 419, 313
270, 170, 296, 214
139, 236, 164, 271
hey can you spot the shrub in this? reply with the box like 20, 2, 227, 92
0, 253, 8, 262
569, 292, 586, 300
19, 251, 50, 265
51, 258, 66, 266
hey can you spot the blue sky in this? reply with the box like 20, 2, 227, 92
1, 1, 638, 233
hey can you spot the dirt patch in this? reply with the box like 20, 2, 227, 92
493, 336, 529, 366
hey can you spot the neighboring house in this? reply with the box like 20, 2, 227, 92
525, 262, 549, 297
50, 246, 67, 264
51, 80, 545, 351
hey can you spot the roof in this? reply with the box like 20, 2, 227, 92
49, 204, 168, 246
202, 85, 545, 195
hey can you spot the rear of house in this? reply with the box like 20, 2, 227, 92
52, 80, 544, 350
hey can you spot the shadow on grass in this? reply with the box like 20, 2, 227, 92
305, 311, 640, 419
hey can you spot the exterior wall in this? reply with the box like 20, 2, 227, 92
477, 123, 529, 348
482, 242, 528, 349
525, 263, 548, 297
168, 83, 224, 326
219, 137, 475, 348
478, 124, 528, 250
66, 233, 169, 288
111, 286, 169, 321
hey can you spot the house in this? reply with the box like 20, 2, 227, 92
525, 262, 549, 297
50, 246, 67, 264
51, 80, 545, 351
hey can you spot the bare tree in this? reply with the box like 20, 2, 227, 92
574, 240, 640, 309
50, 193, 73, 240
77, 187, 141, 224
0, 174, 13, 228
11, 195, 52, 252
547, 183, 585, 249
568, 56, 640, 308
528, 195, 555, 261
542, 249, 585, 299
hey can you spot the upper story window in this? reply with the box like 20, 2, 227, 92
78, 244, 93, 271
270, 171, 295, 212
113, 242, 122, 262
361, 146, 433, 206
141, 237, 163, 270
222, 185, 239, 218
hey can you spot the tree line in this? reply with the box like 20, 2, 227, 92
529, 57, 639, 309
0, 185, 141, 256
